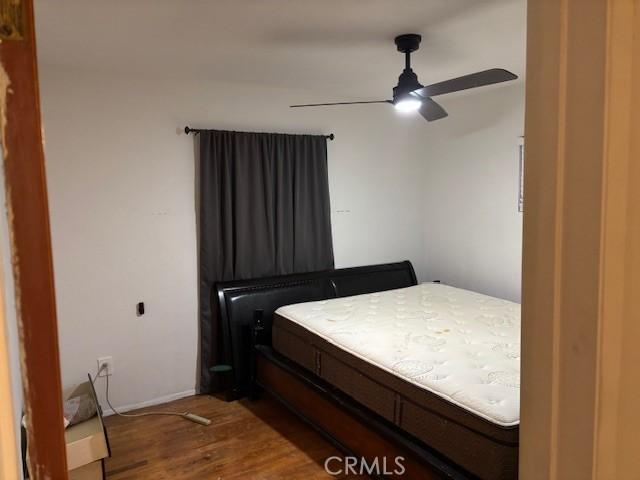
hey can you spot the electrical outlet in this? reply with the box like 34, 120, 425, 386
97, 356, 114, 377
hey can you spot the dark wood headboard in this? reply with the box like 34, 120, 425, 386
214, 261, 418, 398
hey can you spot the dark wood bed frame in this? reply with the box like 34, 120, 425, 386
214, 262, 477, 479
254, 346, 470, 479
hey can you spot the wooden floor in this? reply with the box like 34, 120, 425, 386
104, 394, 357, 479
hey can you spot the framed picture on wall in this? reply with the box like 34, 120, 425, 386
518, 136, 524, 212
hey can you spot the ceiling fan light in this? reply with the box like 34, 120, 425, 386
394, 98, 422, 113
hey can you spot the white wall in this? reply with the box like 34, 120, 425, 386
421, 83, 524, 302
41, 64, 524, 410
39, 66, 428, 409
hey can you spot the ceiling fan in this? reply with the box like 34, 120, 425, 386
290, 34, 518, 122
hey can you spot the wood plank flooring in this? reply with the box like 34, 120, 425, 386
104, 394, 355, 479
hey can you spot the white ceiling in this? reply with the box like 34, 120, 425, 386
34, 0, 526, 101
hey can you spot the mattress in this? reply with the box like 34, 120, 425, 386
272, 283, 520, 479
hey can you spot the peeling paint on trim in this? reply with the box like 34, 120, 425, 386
1, 117, 35, 479
1, 1, 83, 477
0, 54, 10, 155
0, 46, 27, 480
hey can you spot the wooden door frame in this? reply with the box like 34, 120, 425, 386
0, 0, 67, 478
521, 0, 640, 478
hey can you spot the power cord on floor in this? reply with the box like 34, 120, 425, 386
92, 364, 211, 426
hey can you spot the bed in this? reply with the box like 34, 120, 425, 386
272, 284, 519, 479
214, 262, 519, 479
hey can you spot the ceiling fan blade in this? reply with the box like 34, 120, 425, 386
290, 100, 391, 108
418, 97, 448, 122
414, 68, 518, 98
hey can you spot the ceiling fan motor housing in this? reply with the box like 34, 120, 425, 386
393, 69, 423, 102
393, 34, 424, 102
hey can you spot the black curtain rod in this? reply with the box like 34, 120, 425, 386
184, 126, 334, 141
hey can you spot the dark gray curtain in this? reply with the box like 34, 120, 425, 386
198, 130, 334, 392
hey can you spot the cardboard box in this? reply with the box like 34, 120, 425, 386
69, 460, 103, 480
64, 379, 109, 479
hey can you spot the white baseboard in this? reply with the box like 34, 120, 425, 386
101, 389, 196, 417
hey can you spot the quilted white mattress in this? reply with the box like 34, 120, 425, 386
276, 283, 520, 427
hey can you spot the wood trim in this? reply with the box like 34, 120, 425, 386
594, 0, 640, 477
0, 0, 68, 478
517, 4, 563, 475
521, 0, 640, 478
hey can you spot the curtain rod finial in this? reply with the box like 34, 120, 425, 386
328, 133, 335, 141
184, 126, 191, 134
